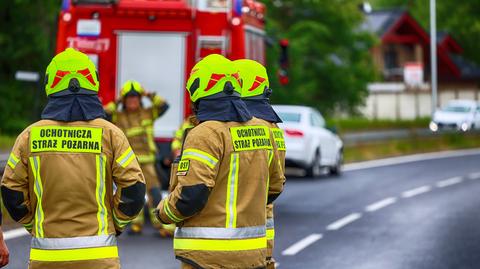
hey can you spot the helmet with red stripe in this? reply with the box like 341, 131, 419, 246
44, 48, 99, 96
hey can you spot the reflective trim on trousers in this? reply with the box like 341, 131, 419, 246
30, 246, 118, 262
266, 218, 274, 229
175, 225, 266, 239
174, 237, 266, 251
31, 234, 117, 250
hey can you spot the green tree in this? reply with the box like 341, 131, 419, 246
263, 0, 377, 115
371, 0, 480, 64
0, 0, 60, 134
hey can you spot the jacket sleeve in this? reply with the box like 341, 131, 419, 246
267, 129, 286, 205
157, 125, 222, 224
103, 101, 118, 123
1, 130, 34, 231
151, 94, 169, 120
110, 129, 146, 232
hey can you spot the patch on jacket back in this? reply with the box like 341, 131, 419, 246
30, 126, 102, 153
271, 128, 286, 151
177, 160, 190, 176
230, 126, 272, 151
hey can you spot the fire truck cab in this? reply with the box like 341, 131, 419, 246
56, 0, 266, 141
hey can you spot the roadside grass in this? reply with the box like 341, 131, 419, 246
345, 133, 480, 163
328, 117, 431, 133
0, 135, 16, 151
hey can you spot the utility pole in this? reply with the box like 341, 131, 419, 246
430, 0, 437, 116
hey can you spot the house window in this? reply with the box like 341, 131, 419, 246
384, 46, 398, 70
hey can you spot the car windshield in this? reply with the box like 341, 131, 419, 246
278, 112, 302, 123
442, 105, 471, 113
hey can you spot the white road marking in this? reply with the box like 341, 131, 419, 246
365, 197, 397, 212
282, 234, 323, 256
4, 228, 30, 241
344, 148, 480, 172
468, 172, 480, 180
401, 185, 432, 198
326, 213, 362, 231
436, 177, 463, 188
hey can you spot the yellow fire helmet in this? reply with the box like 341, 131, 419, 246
44, 48, 99, 96
234, 59, 270, 99
121, 80, 144, 98
186, 54, 242, 103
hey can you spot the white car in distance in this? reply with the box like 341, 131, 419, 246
273, 105, 343, 177
430, 100, 480, 132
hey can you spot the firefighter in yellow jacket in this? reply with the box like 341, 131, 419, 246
104, 80, 172, 236
1, 48, 146, 269
156, 54, 285, 269
235, 59, 286, 269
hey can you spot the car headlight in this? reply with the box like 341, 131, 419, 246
461, 122, 469, 132
429, 121, 438, 132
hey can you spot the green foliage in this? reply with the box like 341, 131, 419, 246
0, 0, 60, 134
371, 0, 480, 65
262, 0, 377, 115
327, 117, 431, 133
345, 133, 480, 163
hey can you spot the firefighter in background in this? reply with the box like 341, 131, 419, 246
1, 48, 146, 269
171, 116, 196, 158
156, 54, 285, 269
104, 80, 174, 236
235, 59, 286, 269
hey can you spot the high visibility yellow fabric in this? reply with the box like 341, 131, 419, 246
121, 80, 144, 97
7, 153, 19, 169
182, 149, 219, 169
186, 54, 242, 102
30, 126, 102, 154
116, 147, 135, 168
137, 154, 156, 164
266, 229, 275, 240
163, 197, 183, 223
30, 246, 119, 262
45, 48, 99, 96
225, 153, 240, 228
234, 59, 270, 98
95, 155, 108, 235
30, 156, 45, 238
126, 126, 145, 137
174, 237, 267, 251
271, 128, 286, 151
230, 126, 273, 151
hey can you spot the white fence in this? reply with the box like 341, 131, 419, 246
360, 83, 479, 120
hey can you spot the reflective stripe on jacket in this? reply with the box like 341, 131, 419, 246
1, 119, 146, 269
158, 118, 285, 268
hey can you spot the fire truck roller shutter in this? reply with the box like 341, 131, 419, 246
117, 32, 187, 139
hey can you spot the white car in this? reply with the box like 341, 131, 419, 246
430, 100, 480, 132
273, 105, 344, 177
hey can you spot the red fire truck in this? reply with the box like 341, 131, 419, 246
56, 0, 266, 142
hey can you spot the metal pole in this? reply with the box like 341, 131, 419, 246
430, 0, 437, 116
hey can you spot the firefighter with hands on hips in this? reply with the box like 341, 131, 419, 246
156, 54, 285, 269
1, 48, 146, 269
234, 59, 286, 269
104, 80, 174, 236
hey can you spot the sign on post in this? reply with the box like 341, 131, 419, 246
15, 71, 40, 82
404, 62, 423, 87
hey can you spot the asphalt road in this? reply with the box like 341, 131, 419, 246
5, 150, 480, 269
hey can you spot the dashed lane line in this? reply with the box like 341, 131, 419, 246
4, 228, 29, 241
436, 177, 463, 188
282, 234, 323, 256
326, 213, 362, 231
468, 172, 480, 180
365, 197, 397, 212
401, 185, 432, 198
